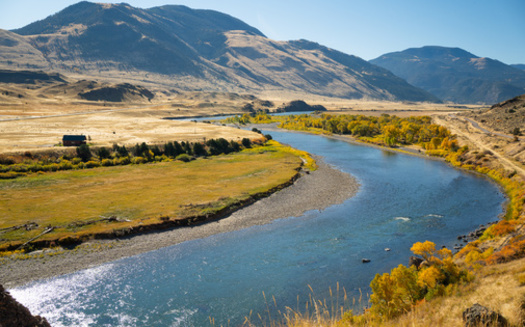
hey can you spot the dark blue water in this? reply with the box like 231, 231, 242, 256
11, 131, 505, 327
169, 111, 313, 121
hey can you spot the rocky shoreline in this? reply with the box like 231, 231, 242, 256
2, 157, 359, 288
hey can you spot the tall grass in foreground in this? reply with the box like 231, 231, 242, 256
208, 284, 367, 327
279, 285, 362, 327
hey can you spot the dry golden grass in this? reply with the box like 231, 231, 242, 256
0, 109, 258, 154
0, 90, 484, 155
0, 141, 305, 247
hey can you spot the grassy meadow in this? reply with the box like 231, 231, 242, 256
0, 141, 308, 249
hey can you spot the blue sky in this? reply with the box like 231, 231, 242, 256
1, 0, 524, 65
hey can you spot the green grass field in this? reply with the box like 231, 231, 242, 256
0, 141, 309, 249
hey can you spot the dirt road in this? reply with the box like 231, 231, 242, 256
434, 114, 525, 178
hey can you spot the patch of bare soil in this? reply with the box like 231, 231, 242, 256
433, 114, 525, 179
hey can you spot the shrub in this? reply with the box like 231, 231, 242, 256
131, 157, 146, 164
28, 164, 43, 172
117, 156, 130, 165
486, 237, 525, 264
84, 161, 101, 168
59, 161, 73, 170
0, 156, 15, 165
0, 171, 21, 179
482, 220, 517, 239
12, 164, 29, 173
42, 163, 60, 172
175, 154, 192, 162
465, 247, 494, 265
101, 159, 114, 167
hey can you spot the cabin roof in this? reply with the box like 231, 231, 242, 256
62, 135, 86, 141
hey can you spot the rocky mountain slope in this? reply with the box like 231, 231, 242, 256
0, 1, 438, 102
370, 46, 525, 104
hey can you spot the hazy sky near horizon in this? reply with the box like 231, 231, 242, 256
0, 0, 523, 65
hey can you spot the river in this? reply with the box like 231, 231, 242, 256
10, 129, 505, 326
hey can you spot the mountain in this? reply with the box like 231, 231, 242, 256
370, 46, 525, 104
512, 64, 525, 71
1, 1, 438, 102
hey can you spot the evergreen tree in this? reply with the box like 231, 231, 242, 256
173, 141, 184, 156
241, 138, 252, 148
164, 142, 175, 157
192, 142, 208, 157
230, 140, 240, 152
76, 144, 92, 162
97, 147, 111, 159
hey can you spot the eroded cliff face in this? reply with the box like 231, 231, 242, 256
0, 284, 51, 327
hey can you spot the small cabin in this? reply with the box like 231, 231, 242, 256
62, 135, 87, 146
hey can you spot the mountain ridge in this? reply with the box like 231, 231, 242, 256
0, 1, 439, 102
370, 46, 525, 104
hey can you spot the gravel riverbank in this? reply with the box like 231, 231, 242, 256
2, 157, 359, 288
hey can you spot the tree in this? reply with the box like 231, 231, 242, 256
382, 125, 400, 146
113, 144, 128, 158
242, 138, 252, 148
76, 144, 92, 162
173, 141, 184, 156
192, 142, 207, 157
369, 264, 421, 319
183, 142, 192, 155
164, 142, 175, 157
97, 147, 111, 159
410, 241, 436, 262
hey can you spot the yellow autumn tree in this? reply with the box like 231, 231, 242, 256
417, 266, 443, 289
410, 240, 436, 262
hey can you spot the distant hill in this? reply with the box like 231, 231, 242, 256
511, 64, 525, 71
0, 69, 65, 84
0, 1, 439, 102
0, 69, 155, 104
370, 46, 525, 104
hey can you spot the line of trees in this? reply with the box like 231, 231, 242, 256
0, 137, 256, 179
278, 113, 459, 151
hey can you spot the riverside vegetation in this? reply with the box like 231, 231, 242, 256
0, 136, 316, 253
226, 111, 525, 326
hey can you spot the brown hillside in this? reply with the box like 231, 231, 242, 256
467, 94, 525, 134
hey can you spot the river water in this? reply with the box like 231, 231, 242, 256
10, 130, 505, 326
